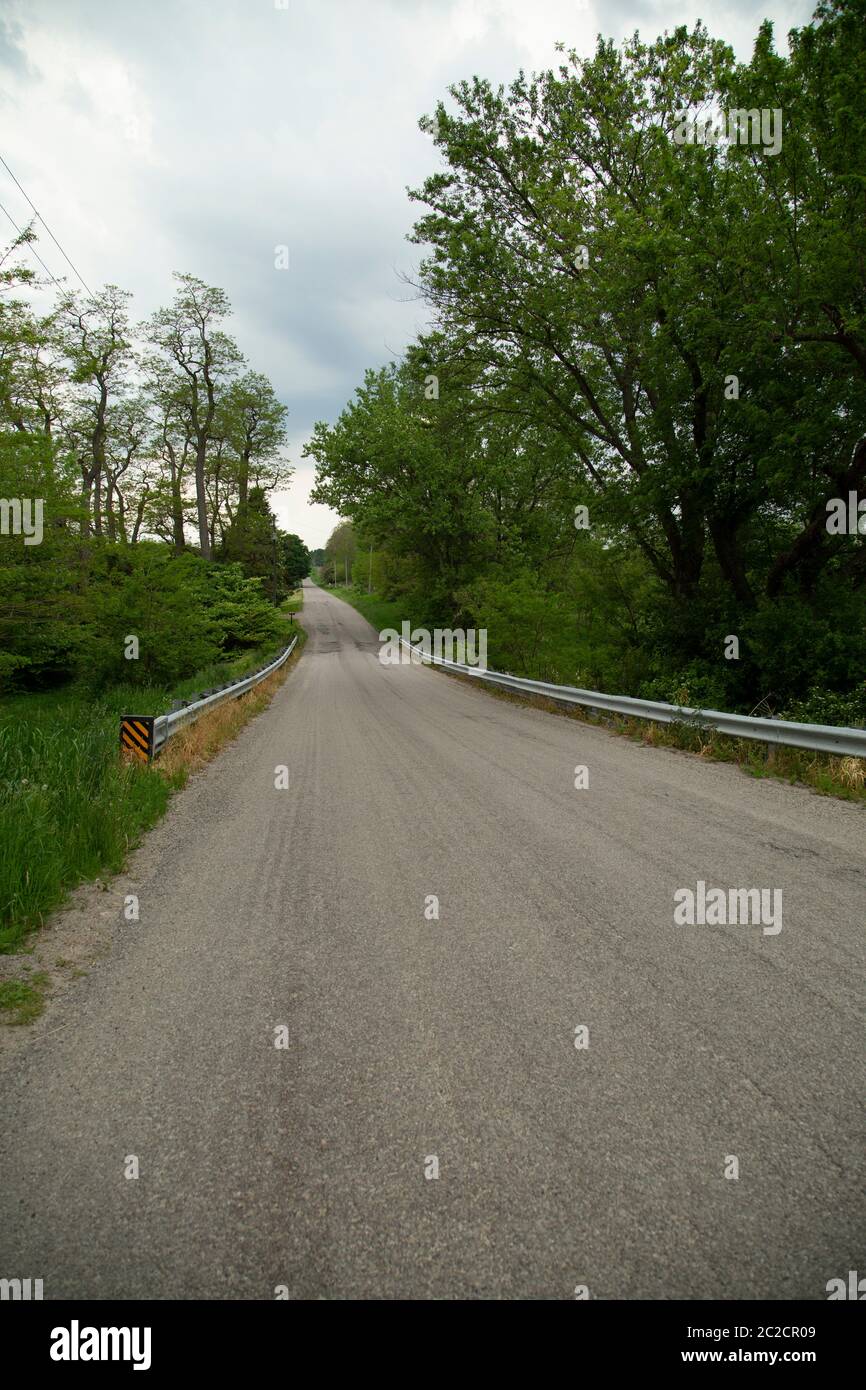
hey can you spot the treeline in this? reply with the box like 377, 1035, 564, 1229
0, 250, 309, 691
318, 521, 362, 587
307, 1, 865, 722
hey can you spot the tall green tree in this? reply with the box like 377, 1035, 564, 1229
217, 370, 290, 511
279, 532, 311, 590
219, 486, 279, 596
57, 285, 134, 537
147, 274, 243, 558
405, 11, 865, 620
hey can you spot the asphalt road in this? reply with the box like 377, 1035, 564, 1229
1, 579, 864, 1299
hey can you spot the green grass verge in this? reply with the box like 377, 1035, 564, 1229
323, 584, 410, 636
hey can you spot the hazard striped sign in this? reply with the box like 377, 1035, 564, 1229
120, 716, 154, 762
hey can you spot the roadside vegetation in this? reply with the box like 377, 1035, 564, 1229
321, 583, 408, 638
307, 2, 866, 738
447, 666, 866, 804
324, 576, 865, 803
0, 231, 313, 956
0, 598, 305, 958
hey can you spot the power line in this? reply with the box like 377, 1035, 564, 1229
0, 196, 65, 290
0, 150, 95, 298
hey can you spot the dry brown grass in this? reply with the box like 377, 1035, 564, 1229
155, 637, 305, 781
833, 755, 866, 791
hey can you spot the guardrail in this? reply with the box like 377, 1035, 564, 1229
121, 635, 298, 761
398, 638, 866, 759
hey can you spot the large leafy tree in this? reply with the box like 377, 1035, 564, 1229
721, 0, 866, 598
279, 532, 311, 590
57, 285, 134, 537
219, 489, 309, 601
307, 1, 865, 705
405, 8, 865, 621
309, 351, 497, 607
219, 485, 277, 581
217, 370, 290, 511
147, 274, 243, 558
309, 337, 601, 611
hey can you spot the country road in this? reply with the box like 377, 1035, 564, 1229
1, 579, 864, 1300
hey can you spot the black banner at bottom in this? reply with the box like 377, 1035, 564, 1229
4, 1298, 860, 1376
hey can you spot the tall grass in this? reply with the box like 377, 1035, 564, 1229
0, 691, 175, 952
0, 634, 299, 954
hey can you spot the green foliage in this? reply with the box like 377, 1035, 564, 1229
0, 689, 174, 951
279, 532, 311, 589
1, 530, 287, 697
79, 545, 220, 688
307, 2, 866, 717
0, 429, 86, 688
206, 562, 285, 651
457, 569, 575, 681
779, 685, 866, 728
0, 976, 49, 1024
219, 489, 310, 600
76, 546, 285, 690
219, 487, 276, 577
0, 228, 299, 700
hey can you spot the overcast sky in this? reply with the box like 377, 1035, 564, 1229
1, 0, 813, 548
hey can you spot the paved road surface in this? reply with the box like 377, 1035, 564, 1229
1, 580, 863, 1298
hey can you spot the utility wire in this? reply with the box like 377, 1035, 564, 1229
0, 196, 65, 290
0, 150, 95, 298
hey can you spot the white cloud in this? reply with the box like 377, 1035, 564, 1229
1, 0, 814, 547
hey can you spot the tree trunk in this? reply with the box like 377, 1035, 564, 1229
169, 462, 185, 553
105, 481, 117, 542
131, 491, 148, 544
91, 379, 108, 537
709, 518, 755, 607
195, 438, 211, 558
238, 444, 250, 510
766, 436, 866, 598
80, 470, 93, 538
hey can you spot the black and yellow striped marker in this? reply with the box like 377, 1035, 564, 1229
120, 716, 154, 762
